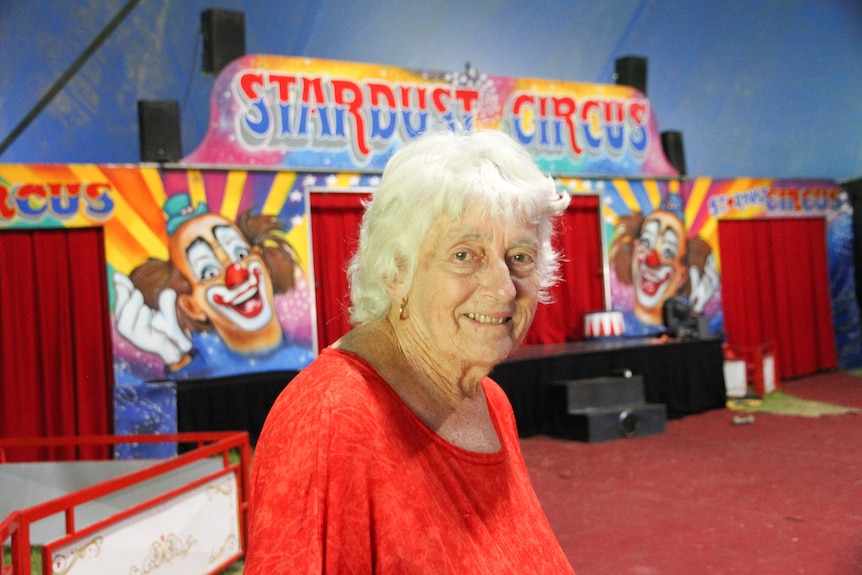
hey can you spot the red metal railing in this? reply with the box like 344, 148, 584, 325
0, 432, 251, 575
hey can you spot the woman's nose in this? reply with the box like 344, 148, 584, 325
482, 257, 517, 299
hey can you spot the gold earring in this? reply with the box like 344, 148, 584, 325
399, 298, 408, 321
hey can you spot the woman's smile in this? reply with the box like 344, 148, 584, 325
464, 312, 511, 325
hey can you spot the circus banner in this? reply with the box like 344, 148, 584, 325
183, 56, 678, 177
683, 177, 860, 367
0, 165, 317, 382
0, 165, 317, 456
563, 178, 723, 338
588, 175, 860, 367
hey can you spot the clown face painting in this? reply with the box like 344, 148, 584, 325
609, 186, 720, 336
170, 212, 283, 354
112, 192, 314, 380
631, 210, 689, 325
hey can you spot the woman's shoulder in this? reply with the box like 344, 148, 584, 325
304, 345, 375, 377
481, 376, 512, 409
258, 347, 392, 445
481, 376, 519, 438
281, 347, 382, 403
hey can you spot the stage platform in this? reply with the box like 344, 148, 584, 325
178, 336, 727, 443
491, 336, 727, 436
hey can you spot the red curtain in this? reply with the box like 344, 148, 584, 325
310, 192, 370, 349
718, 218, 836, 379
0, 228, 112, 461
523, 194, 605, 344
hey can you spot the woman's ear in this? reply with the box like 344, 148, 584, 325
387, 283, 410, 315
386, 254, 411, 300
386, 274, 405, 297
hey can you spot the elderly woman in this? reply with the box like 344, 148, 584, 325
245, 130, 575, 574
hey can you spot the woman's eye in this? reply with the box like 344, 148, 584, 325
508, 252, 537, 277
510, 256, 533, 270
454, 251, 470, 261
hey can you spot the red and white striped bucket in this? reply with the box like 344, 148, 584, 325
584, 311, 626, 338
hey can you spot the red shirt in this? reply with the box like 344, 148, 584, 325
245, 347, 575, 574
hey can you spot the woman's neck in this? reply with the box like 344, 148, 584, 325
335, 320, 501, 452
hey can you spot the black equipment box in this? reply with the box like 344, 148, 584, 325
546, 376, 667, 443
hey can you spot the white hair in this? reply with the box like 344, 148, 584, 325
347, 130, 570, 325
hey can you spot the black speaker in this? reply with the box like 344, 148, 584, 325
202, 9, 246, 75
661, 130, 687, 175
614, 56, 648, 95
137, 100, 182, 163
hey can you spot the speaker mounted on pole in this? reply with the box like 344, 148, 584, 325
614, 56, 648, 95
661, 130, 687, 176
202, 9, 246, 75
137, 100, 182, 163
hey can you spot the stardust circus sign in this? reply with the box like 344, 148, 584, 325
707, 183, 844, 218
183, 56, 677, 176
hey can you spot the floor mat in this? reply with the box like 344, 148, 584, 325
728, 390, 860, 417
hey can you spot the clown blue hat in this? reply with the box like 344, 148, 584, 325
164, 193, 209, 235
659, 189, 684, 223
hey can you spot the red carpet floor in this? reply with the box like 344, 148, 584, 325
523, 370, 862, 575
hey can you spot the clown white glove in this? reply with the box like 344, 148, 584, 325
113, 272, 193, 366
688, 253, 719, 314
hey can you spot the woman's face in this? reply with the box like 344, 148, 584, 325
400, 205, 542, 374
